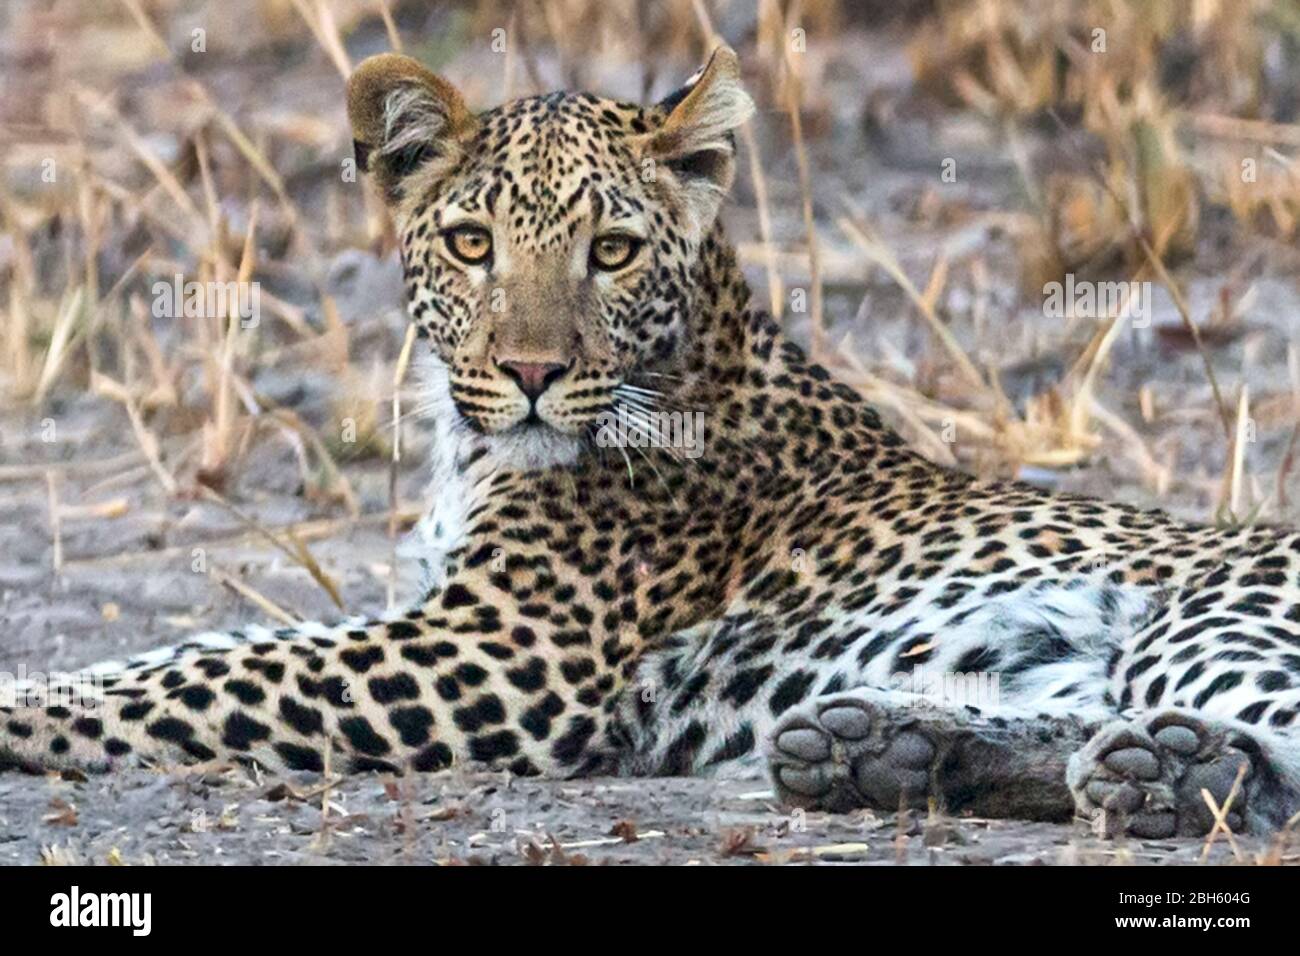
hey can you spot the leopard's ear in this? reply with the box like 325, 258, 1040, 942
641, 46, 754, 236
346, 53, 476, 203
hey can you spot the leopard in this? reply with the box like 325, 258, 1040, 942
4, 46, 1300, 840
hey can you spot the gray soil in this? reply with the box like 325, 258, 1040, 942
2, 766, 1287, 866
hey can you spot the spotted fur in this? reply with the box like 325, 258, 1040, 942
4, 48, 1299, 835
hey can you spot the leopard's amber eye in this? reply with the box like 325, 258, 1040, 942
444, 225, 492, 266
590, 233, 642, 272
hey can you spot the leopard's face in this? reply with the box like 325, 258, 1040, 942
406, 95, 695, 447
347, 50, 753, 467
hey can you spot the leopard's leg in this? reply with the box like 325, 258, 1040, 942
765, 579, 1157, 818
767, 686, 1101, 820
0, 600, 628, 776
1067, 708, 1300, 836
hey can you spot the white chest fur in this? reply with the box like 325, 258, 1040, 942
399, 356, 488, 593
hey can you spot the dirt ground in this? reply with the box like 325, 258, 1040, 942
4, 764, 1291, 866
3, 1, 1300, 865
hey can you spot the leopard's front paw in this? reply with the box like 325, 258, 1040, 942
767, 689, 936, 813
1068, 710, 1253, 838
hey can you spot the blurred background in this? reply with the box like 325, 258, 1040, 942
1, 0, 1299, 671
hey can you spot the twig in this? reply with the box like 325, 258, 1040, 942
46, 471, 62, 574
209, 564, 301, 626
198, 486, 345, 611
1199, 761, 1249, 863
839, 216, 987, 392
388, 324, 418, 611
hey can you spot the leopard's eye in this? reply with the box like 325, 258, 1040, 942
590, 233, 643, 272
444, 225, 492, 266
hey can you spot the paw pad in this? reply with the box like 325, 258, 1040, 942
1102, 746, 1160, 780
1152, 724, 1199, 755
819, 705, 871, 740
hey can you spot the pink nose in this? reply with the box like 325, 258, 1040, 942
496, 359, 569, 401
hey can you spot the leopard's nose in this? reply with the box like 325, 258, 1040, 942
496, 359, 570, 401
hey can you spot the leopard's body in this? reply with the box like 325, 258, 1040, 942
5, 49, 1300, 837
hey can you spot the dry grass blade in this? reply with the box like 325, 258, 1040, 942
63, 508, 420, 569
376, 0, 403, 52
1199, 759, 1249, 863
1136, 233, 1233, 441
123, 398, 179, 496
198, 486, 345, 611
388, 323, 418, 610
838, 216, 987, 393
209, 564, 301, 625
1216, 387, 1251, 524
289, 0, 353, 81
117, 0, 295, 209
45, 472, 62, 574
33, 288, 86, 405
689, 0, 783, 319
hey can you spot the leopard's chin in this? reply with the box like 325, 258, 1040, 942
485, 422, 584, 472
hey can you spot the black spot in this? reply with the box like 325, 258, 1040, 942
1192, 671, 1244, 709
72, 717, 103, 739
222, 711, 273, 750
1144, 674, 1168, 707
551, 714, 596, 765
954, 646, 1002, 673
338, 715, 391, 756
768, 670, 817, 715
389, 706, 435, 746
657, 721, 706, 774
386, 621, 422, 640
455, 662, 488, 686
453, 694, 506, 732
1257, 670, 1291, 692
368, 673, 420, 704
401, 643, 452, 666
720, 664, 775, 708
469, 730, 520, 761
412, 742, 453, 772
244, 659, 285, 683
224, 679, 266, 705
705, 723, 756, 766
441, 583, 478, 609
195, 658, 231, 679
1236, 700, 1269, 724
506, 657, 547, 691
178, 685, 216, 711
435, 675, 461, 701
275, 742, 324, 772
519, 691, 565, 740
349, 755, 400, 774
297, 674, 354, 708
340, 645, 385, 673
119, 701, 155, 722
148, 717, 195, 744
279, 696, 324, 736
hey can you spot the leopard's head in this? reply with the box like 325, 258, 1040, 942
347, 48, 753, 467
